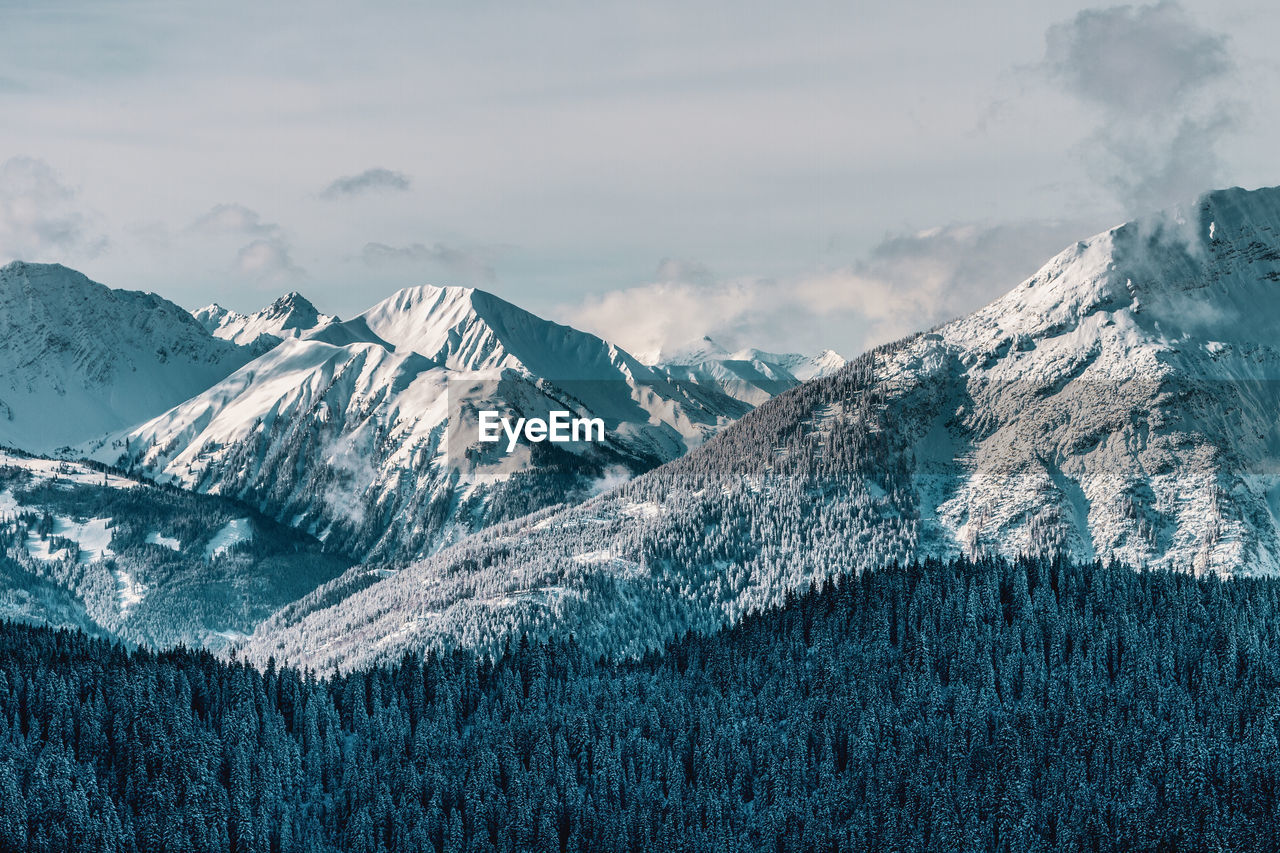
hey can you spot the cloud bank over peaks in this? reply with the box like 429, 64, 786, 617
567, 220, 1089, 362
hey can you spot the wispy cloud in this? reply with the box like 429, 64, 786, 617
361, 241, 496, 284
568, 221, 1088, 361
1039, 1, 1239, 215
189, 202, 279, 236
235, 238, 304, 285
321, 168, 411, 200
0, 157, 106, 261
190, 202, 304, 284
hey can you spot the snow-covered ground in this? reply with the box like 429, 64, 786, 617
24, 516, 114, 563
0, 451, 139, 490
114, 568, 146, 617
204, 518, 253, 560
145, 531, 181, 551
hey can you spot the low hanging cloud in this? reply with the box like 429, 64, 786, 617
1040, 1, 1238, 215
190, 202, 305, 284
0, 156, 106, 261
568, 221, 1089, 361
321, 168, 411, 200
361, 241, 497, 284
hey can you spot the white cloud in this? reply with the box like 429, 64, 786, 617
189, 203, 278, 236
235, 238, 304, 285
0, 157, 106, 261
568, 221, 1088, 360
190, 203, 305, 285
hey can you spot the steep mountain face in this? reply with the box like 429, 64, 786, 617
108, 285, 759, 562
658, 336, 846, 405
0, 262, 254, 454
193, 291, 337, 350
243, 185, 1280, 671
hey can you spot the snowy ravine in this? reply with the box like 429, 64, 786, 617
243, 185, 1280, 672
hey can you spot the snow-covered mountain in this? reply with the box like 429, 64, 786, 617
243, 185, 1280, 671
105, 284, 760, 562
0, 262, 255, 454
193, 291, 337, 350
658, 336, 845, 405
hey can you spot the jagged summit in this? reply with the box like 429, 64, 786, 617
261, 291, 326, 330
193, 290, 337, 349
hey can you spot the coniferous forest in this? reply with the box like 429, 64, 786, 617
5, 556, 1280, 852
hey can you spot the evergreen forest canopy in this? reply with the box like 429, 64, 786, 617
3, 556, 1280, 852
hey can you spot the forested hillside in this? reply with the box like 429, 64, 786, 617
5, 557, 1280, 852
0, 450, 351, 650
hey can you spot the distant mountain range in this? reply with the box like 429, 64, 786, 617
241, 186, 1280, 671
9, 186, 1280, 673
93, 284, 842, 561
192, 291, 338, 350
0, 261, 840, 639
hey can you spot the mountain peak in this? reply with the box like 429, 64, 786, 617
0, 264, 253, 452
356, 283, 641, 379
195, 291, 336, 348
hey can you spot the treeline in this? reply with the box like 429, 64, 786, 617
6, 556, 1280, 851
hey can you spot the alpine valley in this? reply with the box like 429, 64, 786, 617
5, 186, 1280, 672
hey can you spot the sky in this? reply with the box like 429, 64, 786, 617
2, 0, 1278, 361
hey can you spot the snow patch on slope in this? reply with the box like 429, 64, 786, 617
205, 518, 253, 561
145, 531, 181, 551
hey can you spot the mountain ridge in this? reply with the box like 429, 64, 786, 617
0, 261, 256, 454
242, 184, 1280, 671
104, 280, 834, 562
194, 291, 338, 350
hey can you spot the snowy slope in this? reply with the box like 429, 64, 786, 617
242, 185, 1280, 671
108, 286, 759, 562
0, 262, 255, 454
659, 336, 846, 405
193, 291, 337, 349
